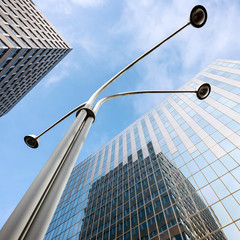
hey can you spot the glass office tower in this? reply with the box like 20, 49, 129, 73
0, 0, 72, 116
44, 59, 240, 240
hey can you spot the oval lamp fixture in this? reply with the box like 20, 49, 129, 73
190, 5, 207, 28
197, 83, 211, 100
24, 135, 39, 148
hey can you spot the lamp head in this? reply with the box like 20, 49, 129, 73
24, 135, 39, 148
197, 83, 211, 100
190, 5, 207, 28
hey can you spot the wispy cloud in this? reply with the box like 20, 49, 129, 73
35, 0, 240, 108
74, 36, 100, 57
35, 0, 73, 15
44, 72, 67, 87
132, 56, 178, 115
112, 0, 240, 115
71, 0, 106, 8
35, 0, 107, 15
44, 60, 71, 87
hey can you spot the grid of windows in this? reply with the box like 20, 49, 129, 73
0, 0, 72, 116
45, 59, 240, 240
79, 146, 227, 240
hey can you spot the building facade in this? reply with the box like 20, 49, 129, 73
44, 59, 240, 240
0, 0, 71, 116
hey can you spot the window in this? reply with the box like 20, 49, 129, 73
148, 217, 157, 237
153, 197, 162, 213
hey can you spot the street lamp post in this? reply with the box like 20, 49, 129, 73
0, 5, 208, 240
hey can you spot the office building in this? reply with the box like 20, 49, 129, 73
0, 0, 72, 116
44, 59, 240, 240
79, 151, 226, 240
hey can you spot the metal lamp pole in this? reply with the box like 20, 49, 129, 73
0, 5, 208, 240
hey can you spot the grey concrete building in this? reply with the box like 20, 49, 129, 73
0, 0, 71, 116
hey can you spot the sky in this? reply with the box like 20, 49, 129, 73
1, 0, 240, 231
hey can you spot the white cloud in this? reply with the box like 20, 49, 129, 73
132, 57, 177, 115
44, 74, 65, 86
112, 0, 240, 114
44, 61, 71, 87
179, 2, 240, 68
71, 0, 106, 8
35, 0, 240, 111
34, 0, 73, 15
111, 0, 192, 114
74, 36, 100, 57
35, 0, 107, 16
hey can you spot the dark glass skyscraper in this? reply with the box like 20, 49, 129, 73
0, 0, 71, 116
44, 59, 240, 240
79, 149, 226, 240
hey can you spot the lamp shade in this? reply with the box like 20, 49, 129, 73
190, 5, 207, 28
197, 83, 211, 100
24, 135, 39, 148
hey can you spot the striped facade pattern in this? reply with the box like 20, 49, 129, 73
0, 0, 71, 116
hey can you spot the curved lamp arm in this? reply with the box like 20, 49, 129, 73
86, 22, 190, 108
37, 102, 87, 139
85, 5, 207, 109
24, 5, 208, 148
24, 102, 86, 148
93, 83, 211, 115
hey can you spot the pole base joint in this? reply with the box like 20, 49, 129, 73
76, 108, 95, 122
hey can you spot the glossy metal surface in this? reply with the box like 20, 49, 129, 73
86, 22, 191, 109
24, 135, 39, 149
0, 110, 87, 240
190, 5, 207, 28
93, 89, 198, 114
196, 83, 211, 100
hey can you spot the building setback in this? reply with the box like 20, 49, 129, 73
44, 59, 240, 240
0, 0, 72, 116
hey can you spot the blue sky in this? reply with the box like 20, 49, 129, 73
1, 0, 240, 231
